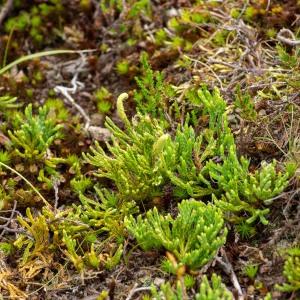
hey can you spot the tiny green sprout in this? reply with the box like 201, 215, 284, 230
244, 6, 256, 21
126, 38, 137, 47
84, 233, 97, 244
70, 176, 93, 194
264, 293, 272, 300
181, 10, 207, 24
116, 59, 130, 75
5, 12, 29, 32
234, 85, 257, 121
31, 15, 41, 28
197, 274, 233, 300
0, 242, 13, 255
44, 98, 69, 121
230, 8, 240, 19
155, 28, 168, 46
184, 274, 196, 289
94, 87, 112, 114
236, 222, 256, 239
128, 0, 151, 18
276, 45, 298, 68
0, 151, 11, 165
266, 28, 277, 38
95, 87, 111, 102
33, 71, 43, 83
243, 263, 259, 280
105, 244, 123, 270
170, 36, 185, 49
97, 101, 112, 114
213, 30, 229, 46
168, 17, 181, 32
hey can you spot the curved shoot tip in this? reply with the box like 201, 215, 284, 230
117, 93, 130, 126
117, 92, 129, 102
152, 134, 170, 156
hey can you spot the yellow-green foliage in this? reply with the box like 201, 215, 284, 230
148, 274, 232, 300
0, 96, 18, 110
14, 190, 130, 274
134, 53, 175, 119
276, 247, 300, 292
125, 200, 227, 272
83, 93, 173, 202
85, 88, 294, 226
196, 274, 233, 300
8, 104, 63, 161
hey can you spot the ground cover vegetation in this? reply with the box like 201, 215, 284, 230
0, 0, 299, 299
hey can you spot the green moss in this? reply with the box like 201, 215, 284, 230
4, 1, 64, 44
94, 87, 113, 114
116, 59, 130, 75
244, 6, 257, 21
0, 242, 14, 255
230, 8, 240, 19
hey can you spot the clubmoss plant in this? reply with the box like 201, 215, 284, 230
0, 96, 18, 110
148, 274, 232, 300
79, 187, 138, 241
234, 85, 257, 121
83, 93, 174, 202
134, 52, 175, 120
8, 104, 63, 161
85, 87, 294, 226
125, 199, 227, 272
212, 159, 295, 225
70, 176, 93, 195
196, 274, 233, 300
14, 194, 130, 274
276, 247, 300, 292
170, 88, 294, 224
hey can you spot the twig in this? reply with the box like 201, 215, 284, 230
277, 28, 300, 46
53, 178, 60, 212
0, 200, 17, 237
0, 0, 13, 27
216, 248, 244, 300
54, 54, 91, 130
125, 284, 152, 300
